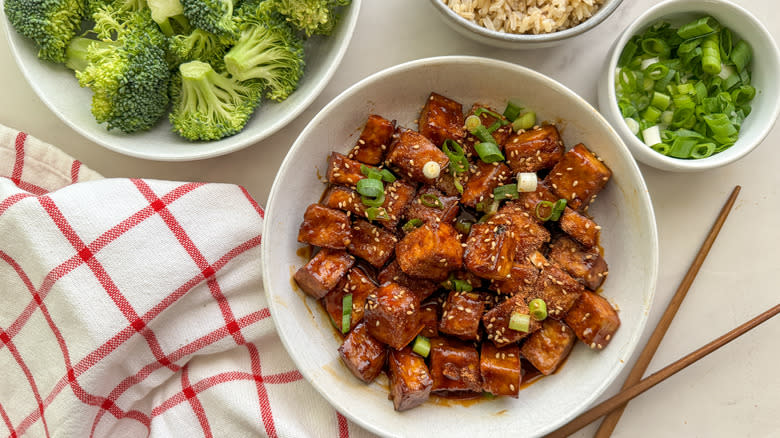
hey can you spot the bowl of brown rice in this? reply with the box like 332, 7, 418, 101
429, 0, 623, 49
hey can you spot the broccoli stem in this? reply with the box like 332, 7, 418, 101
224, 26, 284, 82
64, 37, 117, 73
179, 61, 240, 120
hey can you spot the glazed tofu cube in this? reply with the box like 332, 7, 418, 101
460, 161, 512, 208
293, 249, 355, 299
490, 260, 539, 297
493, 203, 550, 259
297, 204, 352, 249
388, 347, 433, 411
559, 207, 601, 249
531, 263, 584, 319
548, 236, 609, 291
323, 268, 376, 332
396, 222, 464, 281
466, 103, 513, 146
429, 337, 481, 394
365, 282, 422, 349
326, 152, 369, 187
418, 92, 466, 146
480, 342, 522, 397
434, 170, 465, 197
463, 222, 515, 281
505, 125, 565, 173
347, 219, 397, 268
513, 183, 559, 220
349, 114, 396, 165
338, 321, 387, 383
321, 185, 366, 216
378, 260, 438, 302
482, 295, 541, 348
564, 291, 620, 350
439, 291, 485, 341
378, 179, 417, 229
403, 186, 460, 225
386, 129, 449, 184
545, 143, 612, 210
520, 319, 576, 375
419, 300, 440, 338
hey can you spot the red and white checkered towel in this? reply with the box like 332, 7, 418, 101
0, 125, 374, 438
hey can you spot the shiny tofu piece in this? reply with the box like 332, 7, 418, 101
434, 170, 465, 197
493, 203, 550, 260
564, 291, 620, 350
429, 337, 481, 394
386, 129, 449, 184
520, 319, 576, 375
420, 300, 440, 338
418, 92, 466, 146
365, 282, 422, 349
396, 222, 464, 281
347, 219, 397, 268
403, 186, 460, 225
321, 185, 366, 216
326, 152, 370, 187
297, 204, 352, 249
321, 182, 415, 230
545, 143, 612, 210
323, 268, 376, 332
490, 260, 539, 297
548, 236, 608, 291
482, 295, 541, 347
439, 291, 485, 341
480, 342, 522, 397
388, 347, 433, 411
463, 222, 515, 281
460, 161, 512, 208
532, 263, 585, 319
513, 183, 559, 220
505, 125, 565, 173
293, 249, 355, 299
338, 321, 387, 383
559, 207, 601, 249
349, 114, 396, 165
378, 260, 439, 302
466, 103, 513, 146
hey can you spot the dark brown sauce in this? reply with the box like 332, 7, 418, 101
296, 245, 313, 261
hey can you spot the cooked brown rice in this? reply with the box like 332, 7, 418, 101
442, 0, 605, 35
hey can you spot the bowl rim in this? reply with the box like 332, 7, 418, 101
604, 0, 780, 171
427, 0, 624, 43
262, 55, 659, 437
1, 0, 362, 161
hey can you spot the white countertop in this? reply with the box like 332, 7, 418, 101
1, 1, 778, 436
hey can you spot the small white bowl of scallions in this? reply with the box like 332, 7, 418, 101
597, 0, 780, 172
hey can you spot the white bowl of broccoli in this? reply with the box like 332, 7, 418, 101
2, 0, 360, 161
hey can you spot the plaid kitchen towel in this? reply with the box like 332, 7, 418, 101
0, 126, 374, 438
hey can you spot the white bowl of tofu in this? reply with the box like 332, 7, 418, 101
262, 56, 658, 437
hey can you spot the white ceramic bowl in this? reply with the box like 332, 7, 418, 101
2, 2, 360, 161
428, 0, 623, 49
263, 56, 658, 438
597, 0, 780, 172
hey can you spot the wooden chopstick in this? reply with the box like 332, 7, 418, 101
546, 302, 780, 438
592, 185, 741, 437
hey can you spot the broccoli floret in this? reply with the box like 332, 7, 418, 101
4, 0, 87, 63
270, 0, 349, 37
168, 29, 233, 68
147, 0, 190, 36
180, 0, 236, 37
86, 0, 147, 15
224, 9, 304, 102
169, 60, 262, 141
65, 7, 171, 133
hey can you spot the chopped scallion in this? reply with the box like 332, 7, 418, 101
508, 312, 531, 332
402, 218, 423, 232
517, 172, 538, 192
341, 294, 353, 334
493, 184, 519, 200
474, 142, 504, 163
420, 193, 443, 209
356, 178, 384, 198
512, 111, 536, 131
529, 298, 548, 321
503, 100, 524, 121
412, 335, 431, 358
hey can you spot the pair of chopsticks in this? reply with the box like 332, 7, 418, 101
547, 186, 780, 438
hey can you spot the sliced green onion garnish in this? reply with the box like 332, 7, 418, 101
465, 115, 482, 131
731, 40, 752, 73
402, 218, 423, 233
441, 274, 473, 292
651, 92, 671, 110
651, 143, 671, 155
493, 184, 519, 200
471, 124, 494, 143
380, 169, 396, 183
517, 172, 538, 192
356, 178, 384, 198
362, 192, 385, 207
476, 198, 500, 215
341, 293, 353, 334
420, 193, 443, 209
549, 199, 567, 221
677, 16, 720, 39
641, 38, 671, 57
701, 34, 722, 75
528, 298, 548, 321
508, 312, 531, 333
690, 142, 716, 159
503, 100, 524, 121
452, 171, 464, 194
475, 107, 509, 124
442, 139, 469, 174
365, 207, 389, 221
474, 142, 504, 163
412, 335, 431, 358
535, 200, 555, 221
454, 218, 473, 235
512, 112, 536, 131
